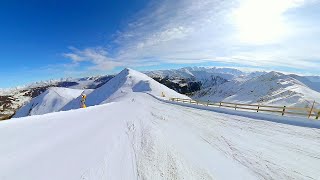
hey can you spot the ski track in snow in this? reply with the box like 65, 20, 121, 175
1, 93, 320, 179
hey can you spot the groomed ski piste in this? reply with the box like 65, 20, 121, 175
1, 68, 320, 180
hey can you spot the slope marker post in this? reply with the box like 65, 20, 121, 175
308, 100, 315, 118
282, 106, 286, 116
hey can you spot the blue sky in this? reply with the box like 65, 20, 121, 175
0, 0, 320, 88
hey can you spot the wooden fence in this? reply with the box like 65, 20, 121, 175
169, 98, 320, 120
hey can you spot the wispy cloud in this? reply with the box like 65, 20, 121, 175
63, 47, 122, 70
63, 0, 320, 74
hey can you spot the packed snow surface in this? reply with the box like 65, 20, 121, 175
1, 92, 320, 179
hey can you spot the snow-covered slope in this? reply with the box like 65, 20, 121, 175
14, 87, 85, 118
289, 74, 320, 92
63, 68, 188, 111
306, 75, 320, 83
1, 93, 320, 179
194, 71, 320, 108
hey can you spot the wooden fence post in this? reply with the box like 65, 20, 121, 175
219, 102, 222, 107
257, 105, 260, 112
235, 104, 237, 110
308, 100, 315, 118
282, 106, 286, 116
316, 111, 320, 120
207, 100, 209, 106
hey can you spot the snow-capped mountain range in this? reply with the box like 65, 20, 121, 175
1, 66, 320, 119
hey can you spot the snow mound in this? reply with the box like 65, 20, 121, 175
63, 68, 188, 110
14, 87, 84, 118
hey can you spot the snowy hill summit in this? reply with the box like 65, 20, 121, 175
16, 68, 188, 117
63, 68, 188, 111
85, 68, 187, 105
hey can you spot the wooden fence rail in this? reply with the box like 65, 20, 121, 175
169, 98, 320, 120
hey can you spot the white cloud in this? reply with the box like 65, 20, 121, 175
231, 0, 306, 44
63, 47, 122, 70
63, 53, 83, 62
63, 0, 320, 74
